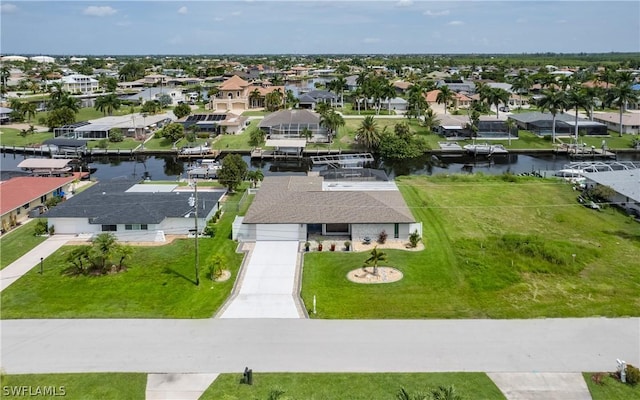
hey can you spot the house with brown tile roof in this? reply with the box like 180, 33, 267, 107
0, 176, 75, 233
207, 75, 285, 112
234, 175, 421, 242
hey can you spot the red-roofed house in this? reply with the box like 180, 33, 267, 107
0, 176, 75, 233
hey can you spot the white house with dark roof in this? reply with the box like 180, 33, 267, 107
234, 175, 421, 242
41, 180, 225, 242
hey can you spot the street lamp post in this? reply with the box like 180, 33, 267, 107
189, 180, 200, 286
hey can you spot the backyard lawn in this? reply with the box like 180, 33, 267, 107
301, 174, 640, 319
0, 221, 47, 270
0, 191, 249, 319
200, 372, 505, 400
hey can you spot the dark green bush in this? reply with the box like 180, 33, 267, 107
33, 219, 48, 236
626, 364, 640, 386
203, 225, 216, 237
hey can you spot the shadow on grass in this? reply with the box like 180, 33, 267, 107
163, 267, 197, 285
605, 230, 640, 243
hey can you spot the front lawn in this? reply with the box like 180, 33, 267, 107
584, 372, 640, 400
200, 372, 505, 400
301, 175, 640, 319
0, 221, 47, 270
0, 373, 146, 399
0, 191, 248, 319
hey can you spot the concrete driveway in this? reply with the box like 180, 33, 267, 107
218, 241, 303, 318
0, 234, 85, 292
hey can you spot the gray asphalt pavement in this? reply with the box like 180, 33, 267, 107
2, 318, 638, 374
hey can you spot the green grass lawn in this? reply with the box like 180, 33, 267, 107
301, 174, 640, 319
200, 372, 505, 400
212, 120, 258, 150
0, 128, 53, 147
584, 372, 640, 400
0, 191, 248, 319
0, 373, 146, 400
0, 221, 48, 270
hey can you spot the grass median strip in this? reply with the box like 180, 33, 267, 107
200, 372, 506, 400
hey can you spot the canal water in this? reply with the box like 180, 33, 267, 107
3, 151, 639, 182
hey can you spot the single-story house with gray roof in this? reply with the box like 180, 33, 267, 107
233, 175, 421, 242
583, 169, 640, 217
508, 112, 607, 137
41, 179, 225, 242
297, 90, 339, 109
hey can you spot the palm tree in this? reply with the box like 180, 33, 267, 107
249, 88, 261, 108
565, 87, 592, 144
48, 81, 65, 105
364, 246, 387, 275
430, 385, 464, 400
505, 118, 516, 146
90, 232, 119, 272
382, 81, 396, 115
331, 75, 347, 107
300, 127, 313, 142
487, 87, 510, 119
421, 108, 440, 133
509, 71, 532, 109
536, 88, 568, 144
94, 93, 121, 116
436, 86, 454, 114
396, 387, 427, 400
356, 116, 381, 151
265, 89, 284, 111
0, 65, 10, 87
606, 80, 639, 137
22, 102, 37, 122
319, 109, 344, 142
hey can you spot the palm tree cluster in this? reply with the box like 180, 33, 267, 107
352, 72, 396, 115
94, 93, 122, 116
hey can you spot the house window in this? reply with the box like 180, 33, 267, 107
101, 225, 117, 232
23, 203, 30, 210
325, 223, 349, 234
40, 195, 47, 203
394, 223, 399, 239
125, 224, 148, 230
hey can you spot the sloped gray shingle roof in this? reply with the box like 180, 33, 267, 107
43, 180, 224, 224
243, 176, 415, 224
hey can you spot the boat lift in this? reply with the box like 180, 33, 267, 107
310, 153, 374, 169
563, 161, 640, 173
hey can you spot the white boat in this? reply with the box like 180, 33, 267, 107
463, 143, 508, 155
180, 145, 212, 155
187, 159, 221, 178
438, 142, 463, 151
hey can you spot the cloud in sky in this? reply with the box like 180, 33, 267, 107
83, 6, 117, 17
1, 1, 637, 55
0, 3, 17, 14
424, 9, 450, 17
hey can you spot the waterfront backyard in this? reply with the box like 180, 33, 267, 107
301, 174, 640, 319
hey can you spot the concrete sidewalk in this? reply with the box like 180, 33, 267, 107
0, 234, 86, 292
145, 373, 218, 400
488, 373, 592, 400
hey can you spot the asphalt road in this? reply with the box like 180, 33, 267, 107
2, 318, 638, 374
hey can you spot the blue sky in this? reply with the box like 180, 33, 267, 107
1, 1, 638, 55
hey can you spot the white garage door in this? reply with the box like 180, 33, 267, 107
255, 224, 301, 241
